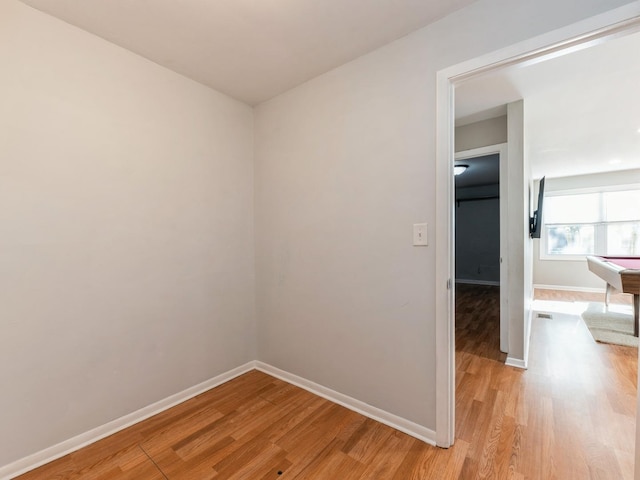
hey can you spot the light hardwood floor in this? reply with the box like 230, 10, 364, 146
534, 287, 633, 305
15, 286, 637, 479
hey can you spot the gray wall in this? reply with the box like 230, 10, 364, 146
455, 185, 500, 284
254, 0, 632, 430
456, 116, 507, 152
0, 1, 255, 467
454, 117, 506, 285
2, 0, 637, 471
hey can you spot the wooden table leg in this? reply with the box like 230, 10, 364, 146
634, 294, 639, 337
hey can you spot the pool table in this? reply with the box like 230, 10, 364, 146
586, 256, 640, 337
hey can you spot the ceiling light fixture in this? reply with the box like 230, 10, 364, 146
454, 165, 468, 176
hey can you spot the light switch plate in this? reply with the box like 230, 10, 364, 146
413, 223, 428, 246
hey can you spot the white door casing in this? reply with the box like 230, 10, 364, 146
434, 4, 640, 449
455, 144, 509, 354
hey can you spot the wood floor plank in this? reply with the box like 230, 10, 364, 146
14, 285, 637, 479
354, 431, 414, 479
394, 442, 440, 480
288, 438, 347, 480
341, 419, 393, 464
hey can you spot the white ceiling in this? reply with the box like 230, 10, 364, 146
456, 30, 640, 180
20, 0, 477, 106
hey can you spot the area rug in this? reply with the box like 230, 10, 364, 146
581, 303, 638, 348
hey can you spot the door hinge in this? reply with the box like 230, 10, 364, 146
447, 279, 452, 289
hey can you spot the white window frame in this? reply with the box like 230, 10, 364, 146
539, 184, 640, 261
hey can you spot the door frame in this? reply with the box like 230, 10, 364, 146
455, 144, 509, 353
434, 5, 640, 448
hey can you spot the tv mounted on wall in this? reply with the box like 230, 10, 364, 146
530, 176, 545, 238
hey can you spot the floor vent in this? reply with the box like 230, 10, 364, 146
537, 313, 553, 319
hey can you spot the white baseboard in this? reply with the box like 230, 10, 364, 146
455, 279, 499, 286
534, 284, 604, 294
255, 361, 436, 446
505, 356, 527, 369
0, 362, 256, 480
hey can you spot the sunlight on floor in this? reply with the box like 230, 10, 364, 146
533, 298, 633, 317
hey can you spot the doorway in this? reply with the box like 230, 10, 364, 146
455, 146, 508, 354
434, 10, 640, 449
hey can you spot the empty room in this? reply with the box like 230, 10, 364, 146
2, 0, 640, 479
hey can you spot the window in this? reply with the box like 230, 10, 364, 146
542, 187, 640, 258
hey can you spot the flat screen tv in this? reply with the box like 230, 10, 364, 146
530, 176, 545, 238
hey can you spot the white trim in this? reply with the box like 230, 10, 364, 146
455, 279, 500, 286
545, 182, 640, 196
0, 362, 256, 480
505, 356, 528, 369
534, 284, 605, 294
442, 7, 640, 86
455, 143, 509, 353
498, 141, 509, 355
435, 3, 640, 451
255, 362, 436, 446
454, 144, 506, 162
435, 66, 455, 448
524, 307, 533, 368
505, 301, 533, 371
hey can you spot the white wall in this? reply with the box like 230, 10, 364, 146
502, 100, 534, 366
254, 0, 635, 429
0, 0, 255, 467
533, 169, 640, 290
